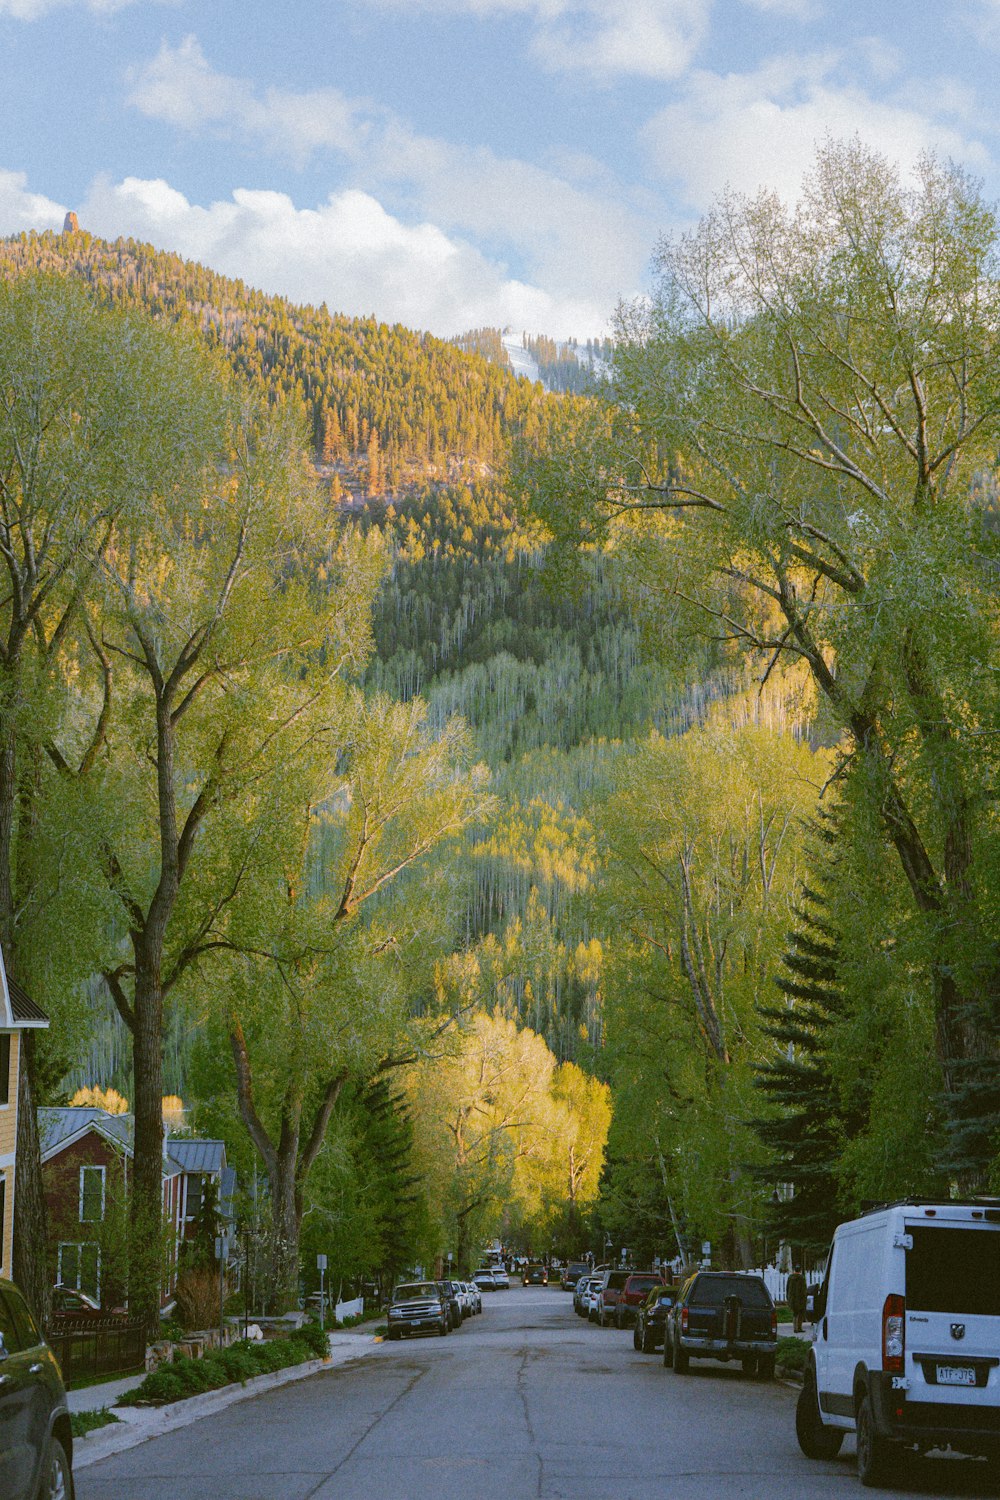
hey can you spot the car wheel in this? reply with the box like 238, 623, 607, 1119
38, 1435, 74, 1500
856, 1393, 896, 1487
741, 1354, 758, 1377
795, 1369, 844, 1461
757, 1354, 775, 1380
662, 1331, 674, 1368
633, 1323, 642, 1351
673, 1338, 689, 1374
387, 1327, 401, 1341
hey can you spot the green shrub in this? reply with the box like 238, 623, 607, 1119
775, 1336, 810, 1373
71, 1408, 120, 1439
118, 1331, 319, 1406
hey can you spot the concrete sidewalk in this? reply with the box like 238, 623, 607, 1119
68, 1372, 146, 1413
71, 1333, 382, 1469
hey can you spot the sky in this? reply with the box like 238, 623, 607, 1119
1, 0, 998, 339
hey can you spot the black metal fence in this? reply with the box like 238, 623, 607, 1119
45, 1317, 146, 1387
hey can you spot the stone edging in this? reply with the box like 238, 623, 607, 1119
73, 1335, 381, 1471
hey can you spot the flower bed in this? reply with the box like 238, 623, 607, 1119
117, 1322, 328, 1406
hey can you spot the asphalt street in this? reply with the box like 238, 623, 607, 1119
75, 1287, 1000, 1500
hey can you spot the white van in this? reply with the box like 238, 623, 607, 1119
796, 1199, 1000, 1486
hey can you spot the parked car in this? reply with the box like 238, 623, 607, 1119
615, 1271, 666, 1328
49, 1285, 128, 1324
795, 1198, 1000, 1485
634, 1286, 676, 1352
438, 1279, 464, 1329
490, 1265, 510, 1290
595, 1269, 630, 1327
561, 1261, 589, 1291
0, 1278, 74, 1500
522, 1263, 548, 1286
585, 1276, 608, 1322
472, 1268, 498, 1292
386, 1281, 450, 1339
462, 1280, 481, 1314
574, 1275, 598, 1316
664, 1271, 777, 1376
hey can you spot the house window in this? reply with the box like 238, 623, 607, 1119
0, 1174, 6, 1270
79, 1164, 106, 1223
57, 1241, 101, 1302
0, 1033, 9, 1106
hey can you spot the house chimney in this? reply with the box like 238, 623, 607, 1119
63, 211, 79, 234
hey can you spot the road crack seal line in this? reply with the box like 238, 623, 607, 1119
516, 1346, 544, 1500
300, 1363, 427, 1500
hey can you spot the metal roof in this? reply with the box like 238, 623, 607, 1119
38, 1107, 134, 1160
8, 977, 49, 1028
168, 1139, 226, 1175
39, 1109, 229, 1189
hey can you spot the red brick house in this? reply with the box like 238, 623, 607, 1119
38, 1107, 234, 1309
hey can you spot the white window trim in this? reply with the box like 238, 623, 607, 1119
57, 1240, 102, 1303
79, 1163, 106, 1223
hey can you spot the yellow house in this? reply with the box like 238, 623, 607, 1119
0, 950, 49, 1278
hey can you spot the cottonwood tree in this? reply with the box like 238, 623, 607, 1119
0, 275, 230, 1317
596, 721, 823, 1266
524, 141, 1000, 1180
219, 695, 492, 1302
61, 381, 383, 1329
408, 1010, 610, 1267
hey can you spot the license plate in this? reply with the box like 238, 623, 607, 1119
937, 1365, 976, 1386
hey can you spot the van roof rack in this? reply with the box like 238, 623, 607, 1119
859, 1196, 1000, 1218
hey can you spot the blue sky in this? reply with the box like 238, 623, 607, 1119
1, 0, 997, 337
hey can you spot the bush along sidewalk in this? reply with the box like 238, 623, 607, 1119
71, 1410, 121, 1439
117, 1322, 329, 1407
774, 1336, 811, 1381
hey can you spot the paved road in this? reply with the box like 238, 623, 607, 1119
76, 1288, 999, 1499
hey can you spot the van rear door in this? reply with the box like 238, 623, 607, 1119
904, 1220, 1000, 1412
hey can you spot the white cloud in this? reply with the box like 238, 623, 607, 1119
128, 37, 653, 317
57, 173, 611, 336
0, 169, 65, 230
354, 0, 711, 80
642, 50, 990, 212
128, 38, 369, 166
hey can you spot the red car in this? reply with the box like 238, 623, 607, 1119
614, 1271, 666, 1329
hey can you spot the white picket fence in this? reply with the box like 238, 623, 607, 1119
334, 1295, 364, 1322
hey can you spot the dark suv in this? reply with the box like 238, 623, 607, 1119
0, 1278, 74, 1499
522, 1263, 548, 1286
665, 1271, 777, 1377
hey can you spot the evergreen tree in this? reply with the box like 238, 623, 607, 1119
751, 815, 856, 1256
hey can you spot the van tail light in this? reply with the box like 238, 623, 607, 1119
882, 1294, 905, 1374
771, 1309, 778, 1337
681, 1307, 689, 1333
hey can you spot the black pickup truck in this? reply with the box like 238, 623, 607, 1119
664, 1271, 777, 1377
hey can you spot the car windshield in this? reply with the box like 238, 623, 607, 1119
394, 1283, 437, 1300
689, 1275, 770, 1308
906, 1226, 1000, 1317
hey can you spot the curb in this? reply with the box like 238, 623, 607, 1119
72, 1335, 381, 1470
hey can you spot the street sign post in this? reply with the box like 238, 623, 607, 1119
317, 1253, 328, 1332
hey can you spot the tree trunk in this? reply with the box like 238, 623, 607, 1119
12, 1033, 50, 1325
130, 963, 165, 1335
